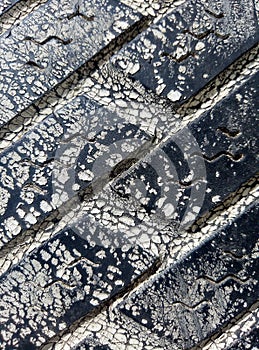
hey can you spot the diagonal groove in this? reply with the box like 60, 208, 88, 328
0, 133, 157, 261
48, 185, 259, 350
0, 0, 30, 17
190, 300, 259, 350
0, 43, 258, 278
0, 0, 39, 18
188, 174, 259, 234
0, 39, 257, 159
0, 14, 152, 145
176, 43, 259, 116
0, 0, 48, 36
0, 3, 258, 349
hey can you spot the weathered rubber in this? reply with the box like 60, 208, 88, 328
118, 202, 259, 349
0, 0, 258, 349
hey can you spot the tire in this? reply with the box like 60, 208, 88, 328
0, 1, 258, 349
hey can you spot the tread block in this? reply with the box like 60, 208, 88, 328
118, 203, 259, 348
188, 70, 259, 216
111, 0, 259, 102
110, 71, 259, 227
0, 0, 142, 127
0, 95, 151, 249
0, 226, 155, 349
0, 2, 258, 348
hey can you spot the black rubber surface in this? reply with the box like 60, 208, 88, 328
118, 202, 259, 348
111, 0, 259, 102
0, 0, 258, 349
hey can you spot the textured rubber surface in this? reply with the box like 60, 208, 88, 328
0, 0, 142, 127
0, 0, 258, 349
112, 0, 259, 102
227, 328, 259, 350
0, 228, 154, 349
0, 97, 151, 248
118, 202, 259, 348
0, 0, 21, 15
111, 71, 258, 228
